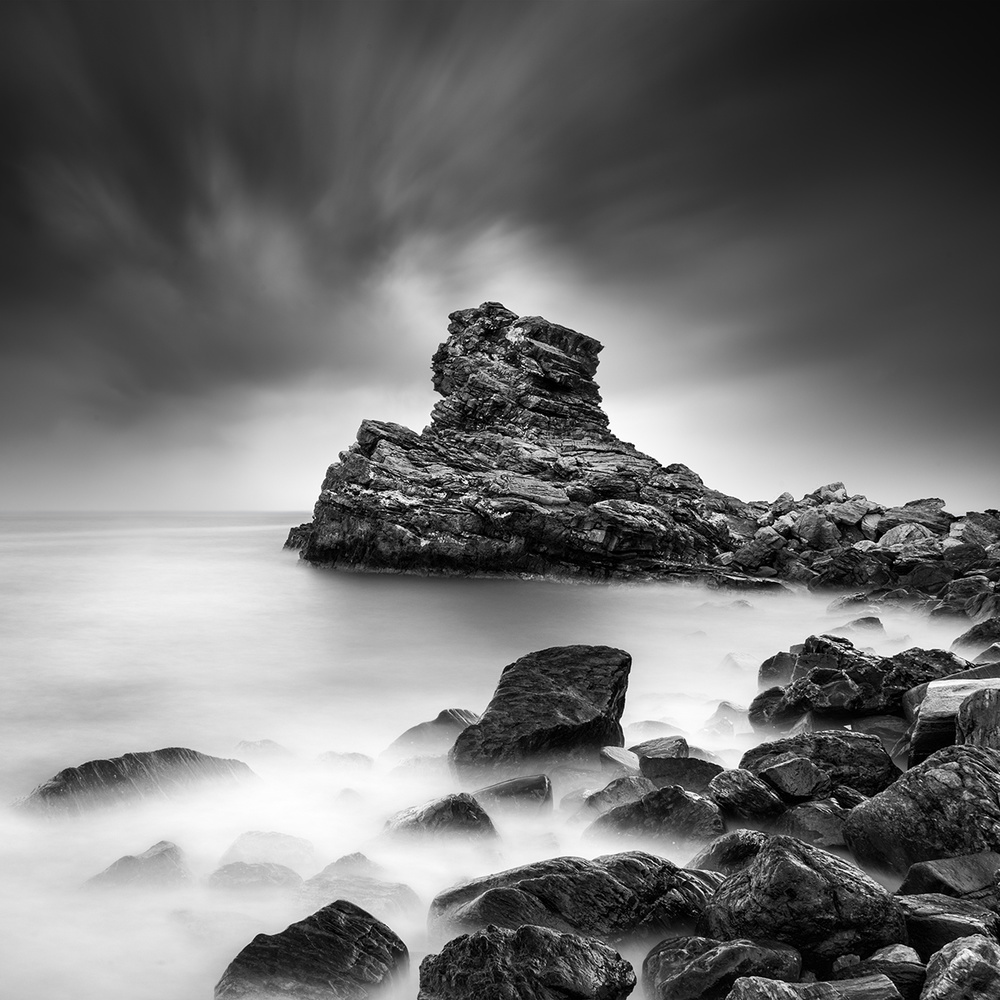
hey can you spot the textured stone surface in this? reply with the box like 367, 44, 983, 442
20, 747, 257, 813
214, 899, 408, 999
384, 792, 498, 840
686, 830, 770, 876
727, 975, 903, 999
584, 785, 725, 849
700, 836, 906, 970
893, 892, 1000, 961
707, 769, 786, 821
428, 851, 723, 944
642, 935, 801, 1000
843, 745, 1000, 874
418, 924, 635, 1000
473, 774, 552, 812
897, 851, 1000, 900
919, 934, 1000, 1000
450, 645, 630, 777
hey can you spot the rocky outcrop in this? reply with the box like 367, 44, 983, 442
428, 852, 722, 945
418, 924, 635, 1000
287, 302, 1000, 594
19, 747, 257, 813
449, 645, 630, 778
214, 899, 408, 999
699, 836, 907, 971
843, 745, 1000, 874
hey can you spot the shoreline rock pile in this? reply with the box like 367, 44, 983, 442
287, 302, 1000, 604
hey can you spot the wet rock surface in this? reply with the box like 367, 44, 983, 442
584, 785, 725, 849
19, 747, 257, 813
449, 644, 630, 777
214, 899, 408, 999
417, 923, 636, 1000
919, 934, 1000, 1000
428, 851, 723, 944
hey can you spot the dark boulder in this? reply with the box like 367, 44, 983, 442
772, 799, 850, 849
726, 975, 904, 999
584, 785, 725, 850
686, 830, 770, 876
893, 893, 1000, 961
897, 851, 1000, 902
831, 945, 925, 1000
956, 687, 1000, 750
700, 836, 907, 971
450, 645, 630, 778
473, 774, 552, 813
417, 923, 635, 1000
86, 840, 192, 888
644, 757, 724, 794
909, 678, 1000, 765
384, 792, 498, 840
428, 851, 723, 944
919, 934, 1000, 1000
214, 899, 408, 999
740, 732, 900, 798
843, 745, 1000, 874
952, 617, 1000, 658
578, 776, 657, 819
642, 935, 801, 1000
707, 769, 786, 823
19, 747, 256, 813
208, 862, 303, 893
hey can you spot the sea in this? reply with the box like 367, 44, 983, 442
0, 511, 967, 999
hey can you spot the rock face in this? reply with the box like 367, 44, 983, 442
417, 924, 635, 1000
214, 899, 408, 999
20, 747, 257, 813
428, 852, 723, 944
699, 836, 906, 971
843, 745, 1000, 874
919, 934, 1000, 1000
383, 792, 498, 840
584, 785, 725, 850
449, 645, 630, 778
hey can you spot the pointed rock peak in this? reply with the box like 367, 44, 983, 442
430, 302, 609, 438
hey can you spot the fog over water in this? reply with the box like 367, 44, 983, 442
0, 512, 973, 998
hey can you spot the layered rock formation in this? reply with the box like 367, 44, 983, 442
287, 302, 1000, 594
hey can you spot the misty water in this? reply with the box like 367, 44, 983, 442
0, 512, 970, 999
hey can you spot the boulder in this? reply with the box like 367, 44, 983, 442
19, 747, 256, 813
579, 776, 657, 819
383, 708, 479, 761
892, 893, 1000, 961
584, 785, 725, 850
897, 851, 1000, 902
707, 769, 786, 823
843, 745, 1000, 874
599, 746, 641, 775
384, 792, 498, 840
85, 840, 192, 888
700, 836, 907, 970
957, 687, 1000, 750
207, 862, 303, 893
473, 774, 552, 812
450, 645, 630, 778
772, 800, 850, 849
643, 757, 725, 794
417, 924, 635, 1000
219, 830, 317, 873
952, 617, 1000, 658
686, 830, 770, 876
909, 678, 1000, 765
726, 975, 903, 999
740, 732, 900, 798
428, 851, 723, 944
830, 945, 925, 1000
919, 934, 1000, 1000
214, 900, 408, 999
642, 935, 801, 1000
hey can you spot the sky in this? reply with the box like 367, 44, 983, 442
0, 0, 997, 513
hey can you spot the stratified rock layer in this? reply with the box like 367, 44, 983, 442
20, 747, 256, 813
287, 302, 1000, 593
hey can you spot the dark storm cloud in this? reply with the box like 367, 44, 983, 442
0, 0, 996, 440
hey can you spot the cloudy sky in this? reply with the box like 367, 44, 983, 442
1, 0, 996, 513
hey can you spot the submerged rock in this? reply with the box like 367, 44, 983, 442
418, 924, 635, 1000
214, 899, 408, 999
428, 851, 722, 945
20, 747, 256, 813
449, 645, 630, 778
86, 840, 192, 888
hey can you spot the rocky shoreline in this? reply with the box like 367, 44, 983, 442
15, 618, 1000, 998
286, 302, 1000, 609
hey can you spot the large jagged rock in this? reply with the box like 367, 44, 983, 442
19, 747, 257, 813
919, 934, 1000, 1000
449, 645, 630, 778
418, 924, 635, 1000
843, 745, 1000, 874
428, 851, 723, 945
699, 836, 907, 971
214, 899, 408, 999
287, 302, 1000, 594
